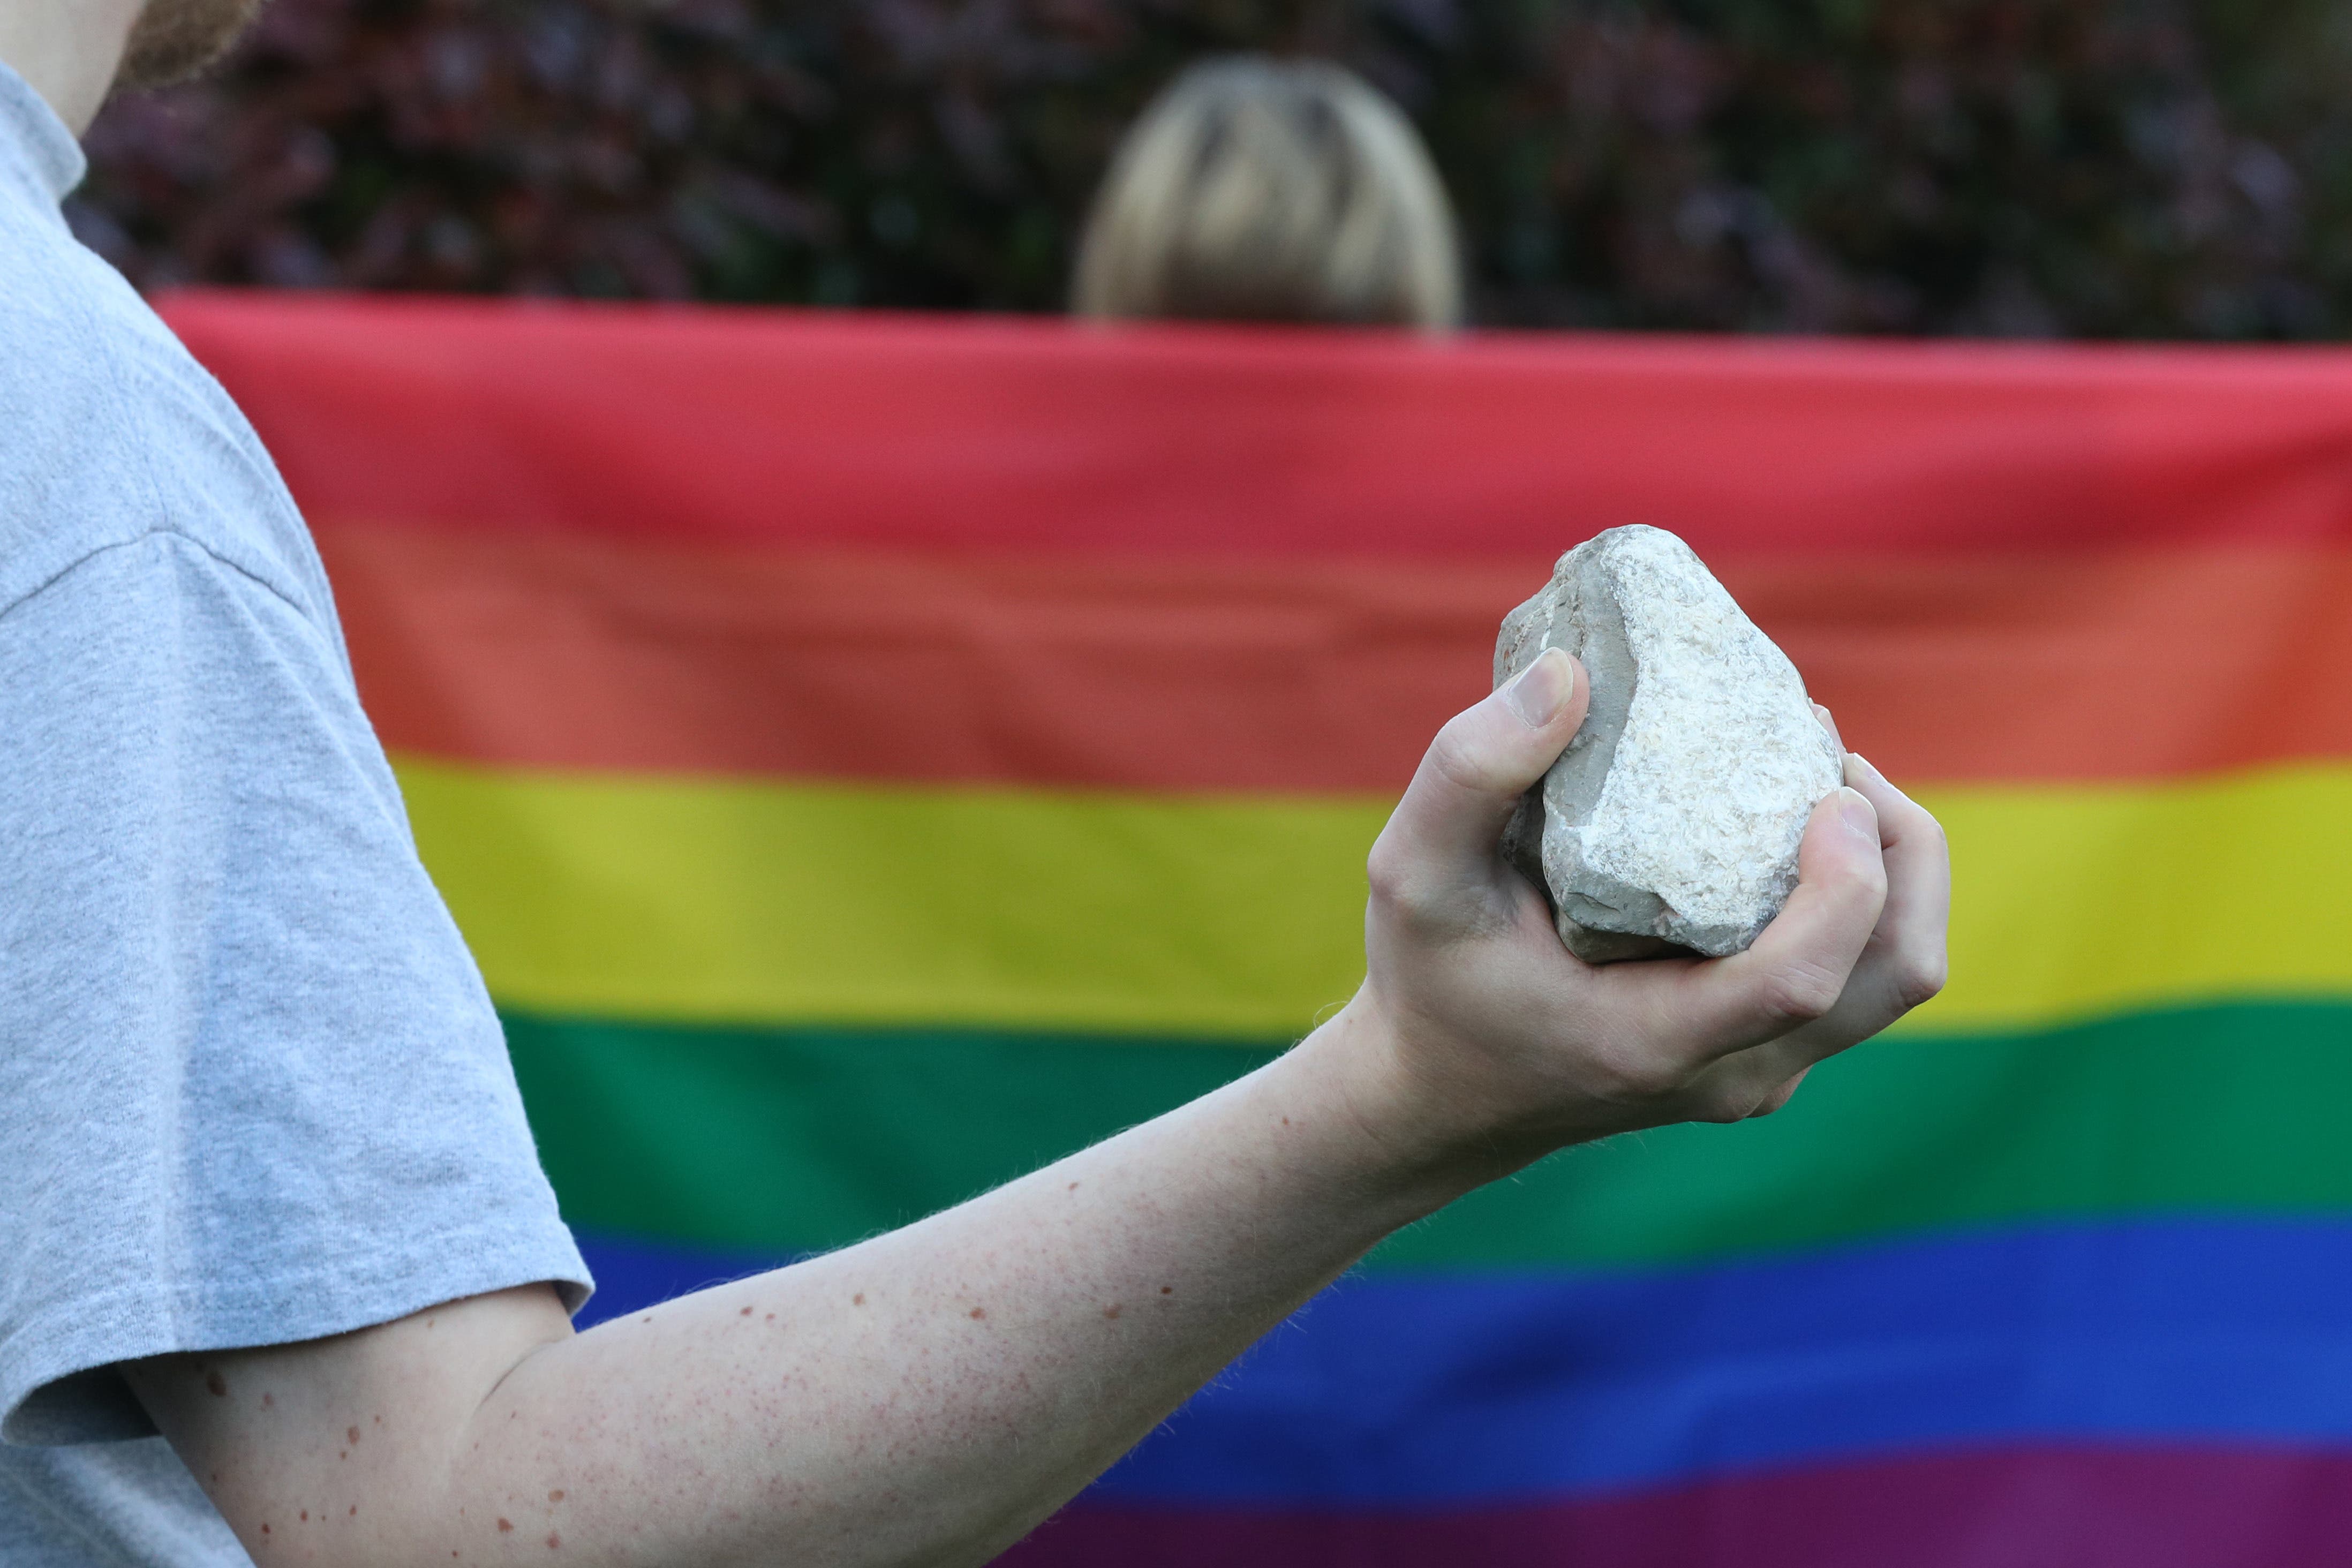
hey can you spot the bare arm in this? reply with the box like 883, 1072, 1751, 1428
126, 651, 1949, 1568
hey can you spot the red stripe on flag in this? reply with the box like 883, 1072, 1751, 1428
165, 291, 2352, 560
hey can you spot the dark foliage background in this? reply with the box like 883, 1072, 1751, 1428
69, 0, 2352, 335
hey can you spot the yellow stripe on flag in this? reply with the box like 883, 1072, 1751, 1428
1931, 767, 2352, 1030
395, 756, 2352, 1038
397, 757, 1385, 1039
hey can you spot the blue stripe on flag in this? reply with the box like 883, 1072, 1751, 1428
576, 1218, 2352, 1503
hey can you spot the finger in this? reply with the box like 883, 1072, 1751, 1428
1812, 701, 1843, 752
1747, 1065, 1810, 1118
1374, 650, 1589, 876
1682, 762, 1947, 1094
1668, 1039, 1817, 1124
1705, 758, 1952, 1077
1849, 753, 1941, 864
1675, 787, 1889, 1060
1844, 753, 1952, 1011
1707, 1032, 1822, 1113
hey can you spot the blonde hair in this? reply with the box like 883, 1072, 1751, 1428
1073, 57, 1464, 330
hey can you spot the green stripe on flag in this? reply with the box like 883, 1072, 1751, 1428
507, 1001, 2352, 1270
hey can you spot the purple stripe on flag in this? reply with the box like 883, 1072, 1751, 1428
999, 1445, 2352, 1567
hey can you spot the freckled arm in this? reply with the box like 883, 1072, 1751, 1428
124, 1019, 1451, 1568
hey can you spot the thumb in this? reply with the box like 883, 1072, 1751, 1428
1376, 649, 1589, 877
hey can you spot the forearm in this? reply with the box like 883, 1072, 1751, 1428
140, 1000, 1464, 1568
511, 1009, 1446, 1565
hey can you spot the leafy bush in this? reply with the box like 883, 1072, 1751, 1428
71, 0, 2352, 335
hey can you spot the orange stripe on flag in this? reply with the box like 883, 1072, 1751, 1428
325, 518, 2352, 788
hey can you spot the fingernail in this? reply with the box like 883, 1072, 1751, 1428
1502, 648, 1573, 729
1849, 752, 1886, 783
1836, 786, 1878, 840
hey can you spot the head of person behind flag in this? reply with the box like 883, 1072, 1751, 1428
1072, 56, 1464, 331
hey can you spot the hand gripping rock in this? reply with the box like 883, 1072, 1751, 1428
1496, 525, 1843, 963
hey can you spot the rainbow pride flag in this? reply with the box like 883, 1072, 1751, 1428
165, 292, 2352, 1566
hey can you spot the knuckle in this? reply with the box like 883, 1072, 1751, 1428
1904, 808, 1950, 856
1692, 1088, 1757, 1125
1600, 1039, 1696, 1106
1843, 848, 1891, 897
1894, 951, 1949, 1011
1365, 835, 1412, 906
1760, 960, 1843, 1027
1806, 850, 1881, 909
1426, 720, 1505, 798
1744, 1071, 1808, 1120
1365, 836, 1455, 933
1585, 1049, 1676, 1107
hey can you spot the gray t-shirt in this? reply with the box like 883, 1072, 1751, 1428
0, 64, 591, 1566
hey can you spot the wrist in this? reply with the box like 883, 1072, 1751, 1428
1276, 989, 1526, 1221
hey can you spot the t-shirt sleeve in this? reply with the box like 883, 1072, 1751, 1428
0, 531, 591, 1446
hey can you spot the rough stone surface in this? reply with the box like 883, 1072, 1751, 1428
1496, 525, 1842, 962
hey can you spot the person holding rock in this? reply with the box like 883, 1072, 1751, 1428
1073, 55, 1465, 330
0, 6, 1952, 1567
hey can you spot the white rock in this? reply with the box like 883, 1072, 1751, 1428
1495, 525, 1842, 962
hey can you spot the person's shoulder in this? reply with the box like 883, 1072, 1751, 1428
0, 213, 330, 628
